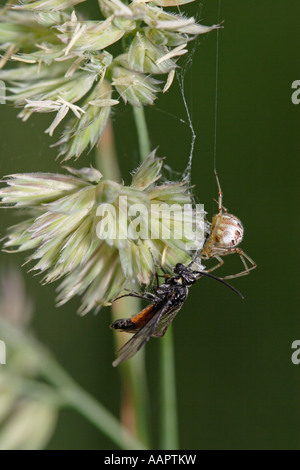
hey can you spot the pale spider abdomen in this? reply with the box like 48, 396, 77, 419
202, 213, 244, 256
213, 213, 244, 248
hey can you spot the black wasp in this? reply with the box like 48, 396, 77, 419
110, 261, 243, 367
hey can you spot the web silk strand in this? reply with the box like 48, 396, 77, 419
214, 0, 222, 173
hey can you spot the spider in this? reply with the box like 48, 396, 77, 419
200, 170, 257, 280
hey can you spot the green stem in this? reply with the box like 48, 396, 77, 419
133, 106, 151, 161
130, 105, 155, 446
95, 119, 121, 182
96, 120, 151, 448
129, 347, 150, 445
160, 326, 178, 450
133, 105, 179, 449
112, 299, 151, 448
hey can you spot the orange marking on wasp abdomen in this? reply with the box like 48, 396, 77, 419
130, 303, 155, 328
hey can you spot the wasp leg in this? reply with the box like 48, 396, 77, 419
148, 247, 164, 289
112, 290, 156, 302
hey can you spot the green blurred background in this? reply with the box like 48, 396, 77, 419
0, 0, 299, 449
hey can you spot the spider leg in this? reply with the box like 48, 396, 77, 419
203, 255, 224, 274
213, 198, 228, 213
214, 169, 223, 213
221, 248, 257, 280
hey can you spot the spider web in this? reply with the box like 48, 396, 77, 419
174, 0, 222, 184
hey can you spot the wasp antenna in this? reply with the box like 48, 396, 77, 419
196, 271, 244, 299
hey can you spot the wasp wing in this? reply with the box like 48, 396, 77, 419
151, 303, 184, 338
112, 306, 164, 367
112, 300, 181, 367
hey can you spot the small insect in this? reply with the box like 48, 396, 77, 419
200, 170, 257, 279
110, 262, 243, 367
